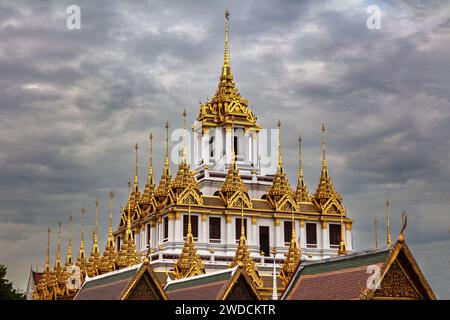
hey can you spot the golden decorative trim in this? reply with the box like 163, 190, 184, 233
175, 212, 181, 220
226, 215, 232, 224
251, 216, 257, 224
321, 221, 327, 229
274, 218, 280, 226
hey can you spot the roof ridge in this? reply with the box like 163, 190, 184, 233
165, 266, 237, 288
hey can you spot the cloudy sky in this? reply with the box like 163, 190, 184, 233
0, 0, 449, 298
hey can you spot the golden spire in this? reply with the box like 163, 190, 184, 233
65, 216, 73, 266
116, 179, 140, 269
230, 202, 263, 287
386, 200, 391, 246
314, 124, 340, 206
173, 203, 205, 279
141, 133, 156, 208
221, 9, 233, 81
126, 179, 133, 244
267, 120, 294, 203
172, 110, 200, 195
108, 191, 115, 249
45, 228, 51, 273
280, 208, 301, 286
54, 222, 62, 271
98, 191, 117, 274
92, 197, 100, 255
338, 211, 347, 255
155, 121, 173, 202
374, 217, 378, 249
78, 208, 86, 262
296, 134, 310, 202
86, 197, 101, 277
397, 209, 408, 243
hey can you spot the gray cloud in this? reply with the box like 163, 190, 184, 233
0, 0, 449, 297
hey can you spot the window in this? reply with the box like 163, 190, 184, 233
248, 136, 252, 162
209, 136, 215, 158
306, 223, 317, 248
284, 221, 293, 245
163, 217, 169, 242
234, 136, 238, 156
259, 226, 270, 256
209, 217, 221, 243
183, 215, 198, 239
329, 224, 341, 247
146, 224, 151, 247
116, 236, 121, 249
235, 218, 247, 240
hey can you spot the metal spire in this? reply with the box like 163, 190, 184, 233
126, 179, 133, 244
182, 109, 187, 164
338, 211, 347, 255
321, 123, 328, 178
45, 228, 51, 273
65, 216, 73, 266
164, 121, 170, 176
92, 197, 99, 255
133, 142, 139, 192
277, 120, 283, 173
107, 191, 114, 248
55, 222, 62, 270
386, 200, 391, 246
78, 208, 86, 261
374, 217, 378, 249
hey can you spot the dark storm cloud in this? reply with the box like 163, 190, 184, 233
0, 0, 449, 297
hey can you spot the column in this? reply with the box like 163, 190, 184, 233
174, 212, 182, 242
274, 219, 282, 248
345, 222, 353, 251
225, 215, 232, 246
299, 219, 306, 249
201, 213, 208, 243
251, 216, 258, 247
252, 131, 258, 169
225, 127, 232, 165
321, 221, 329, 250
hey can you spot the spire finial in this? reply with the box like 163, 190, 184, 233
134, 142, 139, 192
79, 208, 85, 261
182, 109, 187, 164
386, 199, 391, 246
277, 120, 283, 172
221, 9, 233, 81
398, 210, 408, 243
55, 221, 62, 269
322, 123, 328, 176
164, 121, 170, 175
108, 191, 114, 246
92, 196, 99, 255
374, 217, 378, 249
298, 134, 303, 174
45, 227, 50, 273
66, 216, 73, 266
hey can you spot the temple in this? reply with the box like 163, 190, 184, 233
28, 11, 434, 301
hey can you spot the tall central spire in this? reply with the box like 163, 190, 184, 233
92, 197, 100, 255
55, 222, 62, 271
221, 9, 233, 81
45, 228, 51, 273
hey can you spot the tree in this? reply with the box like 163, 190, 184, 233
0, 264, 25, 300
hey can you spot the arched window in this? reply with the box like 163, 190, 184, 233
234, 136, 238, 156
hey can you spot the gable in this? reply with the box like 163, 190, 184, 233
124, 273, 163, 300
372, 260, 421, 299
224, 275, 258, 300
